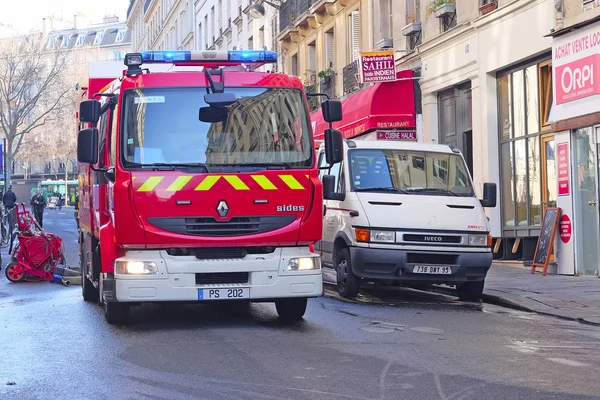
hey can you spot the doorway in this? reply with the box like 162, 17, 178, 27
573, 126, 600, 276
438, 83, 473, 174
540, 133, 557, 261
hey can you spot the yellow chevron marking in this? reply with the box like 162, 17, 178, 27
138, 176, 163, 192
224, 175, 250, 190
305, 174, 309, 179
195, 175, 221, 191
279, 175, 305, 190
251, 175, 277, 190
167, 176, 192, 191
132, 176, 136, 180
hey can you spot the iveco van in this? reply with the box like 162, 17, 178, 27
316, 139, 497, 301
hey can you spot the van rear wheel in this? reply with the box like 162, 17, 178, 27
336, 248, 360, 298
457, 280, 485, 302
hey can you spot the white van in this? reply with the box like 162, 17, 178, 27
316, 139, 497, 301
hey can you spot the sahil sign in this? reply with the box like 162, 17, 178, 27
551, 23, 600, 120
360, 50, 396, 83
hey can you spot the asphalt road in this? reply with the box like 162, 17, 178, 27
2, 210, 600, 400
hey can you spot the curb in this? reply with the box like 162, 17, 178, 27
431, 285, 600, 327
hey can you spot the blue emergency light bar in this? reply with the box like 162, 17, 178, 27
128, 49, 278, 65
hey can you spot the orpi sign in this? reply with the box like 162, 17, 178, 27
360, 50, 396, 83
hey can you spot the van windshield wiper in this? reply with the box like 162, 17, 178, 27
354, 187, 407, 194
151, 163, 210, 172
406, 188, 459, 196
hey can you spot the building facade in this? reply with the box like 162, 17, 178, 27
547, 0, 600, 276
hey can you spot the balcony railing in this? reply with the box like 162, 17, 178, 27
343, 60, 362, 96
278, 0, 313, 33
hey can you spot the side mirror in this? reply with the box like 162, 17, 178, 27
480, 182, 497, 208
77, 128, 99, 164
79, 100, 101, 124
105, 167, 115, 183
323, 174, 345, 201
324, 128, 343, 165
322, 99, 342, 123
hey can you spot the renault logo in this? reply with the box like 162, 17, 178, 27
216, 200, 229, 218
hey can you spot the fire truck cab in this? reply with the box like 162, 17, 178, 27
76, 50, 344, 324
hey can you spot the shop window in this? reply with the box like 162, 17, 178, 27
498, 58, 552, 233
538, 61, 553, 129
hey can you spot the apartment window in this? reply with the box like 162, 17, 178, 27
348, 11, 360, 63
47, 36, 57, 49
307, 41, 317, 79
211, 7, 215, 38
248, 36, 253, 50
258, 26, 265, 49
218, 0, 222, 31
538, 61, 553, 129
116, 29, 126, 42
62, 36, 69, 48
75, 34, 85, 46
291, 53, 298, 76
498, 58, 552, 231
381, 0, 393, 39
325, 29, 335, 69
406, 0, 417, 23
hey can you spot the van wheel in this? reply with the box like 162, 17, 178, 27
336, 248, 360, 298
275, 298, 307, 322
457, 280, 485, 302
104, 302, 130, 325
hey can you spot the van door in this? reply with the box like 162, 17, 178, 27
319, 155, 345, 266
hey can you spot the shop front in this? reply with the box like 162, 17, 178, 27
549, 16, 600, 276
310, 70, 416, 144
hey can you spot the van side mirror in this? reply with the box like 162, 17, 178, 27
480, 182, 497, 208
77, 128, 99, 164
79, 100, 102, 124
323, 174, 345, 201
322, 99, 342, 123
324, 128, 343, 165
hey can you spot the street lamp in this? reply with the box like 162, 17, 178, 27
248, 0, 286, 19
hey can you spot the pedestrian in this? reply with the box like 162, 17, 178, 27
57, 193, 63, 210
3, 185, 17, 232
30, 189, 46, 228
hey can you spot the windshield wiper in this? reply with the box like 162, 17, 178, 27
354, 187, 407, 194
209, 162, 292, 169
406, 188, 459, 196
127, 162, 210, 172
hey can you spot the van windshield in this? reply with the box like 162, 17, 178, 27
349, 149, 475, 197
120, 86, 312, 170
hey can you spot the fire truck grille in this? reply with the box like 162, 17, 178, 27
147, 216, 295, 237
195, 272, 249, 285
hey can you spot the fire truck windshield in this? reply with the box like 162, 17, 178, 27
120, 86, 313, 170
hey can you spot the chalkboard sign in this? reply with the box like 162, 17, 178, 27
531, 207, 561, 276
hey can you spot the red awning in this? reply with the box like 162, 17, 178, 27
311, 69, 416, 142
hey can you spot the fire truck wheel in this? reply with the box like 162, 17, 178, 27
81, 242, 99, 302
275, 298, 307, 322
104, 302, 130, 325
5, 262, 26, 283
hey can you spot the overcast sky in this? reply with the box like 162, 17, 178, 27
0, 0, 128, 35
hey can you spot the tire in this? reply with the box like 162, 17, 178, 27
275, 298, 307, 322
457, 279, 485, 302
5, 262, 26, 283
81, 238, 99, 302
104, 302, 130, 325
336, 248, 360, 298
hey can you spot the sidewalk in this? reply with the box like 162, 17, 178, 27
470, 264, 600, 325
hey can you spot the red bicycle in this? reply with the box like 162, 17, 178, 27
4, 203, 65, 283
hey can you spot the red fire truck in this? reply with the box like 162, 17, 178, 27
76, 50, 343, 324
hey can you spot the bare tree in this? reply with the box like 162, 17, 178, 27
0, 34, 73, 185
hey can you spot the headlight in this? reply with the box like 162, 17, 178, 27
370, 230, 395, 243
469, 234, 491, 246
287, 257, 321, 271
115, 261, 158, 274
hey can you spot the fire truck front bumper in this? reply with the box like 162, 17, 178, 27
108, 248, 323, 303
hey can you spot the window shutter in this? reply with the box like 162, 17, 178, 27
325, 31, 334, 69
308, 45, 316, 72
350, 11, 360, 62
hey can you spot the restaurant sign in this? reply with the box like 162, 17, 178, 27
360, 50, 396, 84
376, 130, 417, 141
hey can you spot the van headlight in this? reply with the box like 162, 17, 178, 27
370, 230, 395, 243
287, 257, 321, 271
469, 234, 491, 246
115, 261, 158, 274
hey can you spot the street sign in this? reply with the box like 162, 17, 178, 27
360, 50, 396, 84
